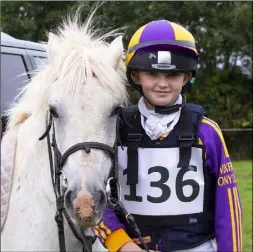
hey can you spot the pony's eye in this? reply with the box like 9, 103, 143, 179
49, 106, 59, 118
110, 105, 122, 117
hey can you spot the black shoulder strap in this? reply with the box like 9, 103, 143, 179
120, 106, 142, 185
177, 104, 194, 168
177, 103, 205, 168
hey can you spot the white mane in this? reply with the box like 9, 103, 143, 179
6, 9, 128, 130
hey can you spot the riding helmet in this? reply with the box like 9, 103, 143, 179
125, 19, 199, 93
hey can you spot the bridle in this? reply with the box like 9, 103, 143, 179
38, 112, 116, 252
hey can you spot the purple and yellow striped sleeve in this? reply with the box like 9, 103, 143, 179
199, 117, 243, 252
92, 206, 132, 251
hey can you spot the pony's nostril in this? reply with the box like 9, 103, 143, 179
64, 190, 75, 211
94, 190, 106, 206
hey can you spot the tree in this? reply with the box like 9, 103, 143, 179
1, 2, 76, 42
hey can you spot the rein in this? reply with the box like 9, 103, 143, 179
39, 113, 114, 252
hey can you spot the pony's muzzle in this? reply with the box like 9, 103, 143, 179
64, 187, 106, 225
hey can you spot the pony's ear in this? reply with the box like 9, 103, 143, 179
47, 32, 60, 65
108, 36, 124, 70
13, 111, 30, 126
15, 112, 30, 125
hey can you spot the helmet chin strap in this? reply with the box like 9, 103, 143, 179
155, 103, 182, 114
143, 94, 182, 115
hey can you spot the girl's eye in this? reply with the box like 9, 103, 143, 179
148, 72, 158, 77
165, 72, 179, 77
49, 106, 59, 118
173, 72, 182, 76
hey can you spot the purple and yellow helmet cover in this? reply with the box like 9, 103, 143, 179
126, 20, 198, 72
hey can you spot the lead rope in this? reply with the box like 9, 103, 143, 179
116, 201, 150, 252
106, 181, 150, 252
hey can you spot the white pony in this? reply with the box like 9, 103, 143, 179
1, 9, 128, 251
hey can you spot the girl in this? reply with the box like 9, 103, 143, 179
93, 19, 243, 252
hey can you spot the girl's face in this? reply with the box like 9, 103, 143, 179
133, 71, 191, 108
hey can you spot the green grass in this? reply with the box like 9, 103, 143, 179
233, 160, 252, 251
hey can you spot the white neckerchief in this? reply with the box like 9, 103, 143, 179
138, 95, 182, 140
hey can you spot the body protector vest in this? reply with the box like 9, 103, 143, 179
115, 103, 216, 250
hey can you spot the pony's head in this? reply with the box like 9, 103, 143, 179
47, 13, 128, 226
47, 14, 129, 226
8, 10, 128, 226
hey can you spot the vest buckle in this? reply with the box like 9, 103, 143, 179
127, 134, 142, 142
179, 134, 194, 141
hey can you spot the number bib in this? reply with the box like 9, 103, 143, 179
118, 147, 205, 216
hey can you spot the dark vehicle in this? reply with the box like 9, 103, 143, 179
1, 32, 47, 133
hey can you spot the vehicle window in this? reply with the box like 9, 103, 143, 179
33, 56, 48, 68
1, 53, 29, 114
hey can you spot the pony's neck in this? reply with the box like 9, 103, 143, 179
2, 115, 57, 249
